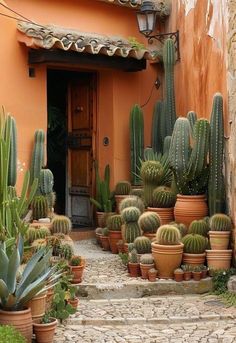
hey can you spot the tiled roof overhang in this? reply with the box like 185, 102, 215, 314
17, 22, 157, 61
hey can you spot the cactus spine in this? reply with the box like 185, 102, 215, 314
187, 111, 197, 135
156, 224, 181, 245
30, 130, 45, 185
119, 195, 145, 213
163, 38, 177, 136
130, 104, 144, 185
182, 234, 208, 254
138, 211, 161, 233
7, 116, 17, 187
188, 220, 209, 237
208, 93, 225, 215
121, 207, 141, 243
140, 161, 164, 206
31, 195, 49, 220
133, 236, 151, 254
51, 215, 72, 235
209, 214, 232, 231
151, 101, 165, 154
140, 254, 154, 264
107, 214, 123, 231
152, 186, 176, 208
115, 181, 131, 195
39, 169, 54, 195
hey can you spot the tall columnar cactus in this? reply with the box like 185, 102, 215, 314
130, 104, 144, 185
138, 211, 161, 233
152, 186, 176, 208
208, 93, 225, 215
7, 116, 17, 187
151, 100, 166, 154
121, 206, 141, 243
133, 236, 151, 254
182, 234, 208, 254
187, 111, 197, 135
31, 195, 49, 220
30, 130, 45, 185
39, 169, 54, 195
51, 215, 72, 235
169, 117, 210, 195
163, 136, 172, 155
188, 220, 209, 237
156, 224, 181, 245
163, 38, 177, 136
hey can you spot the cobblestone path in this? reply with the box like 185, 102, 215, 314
54, 239, 236, 343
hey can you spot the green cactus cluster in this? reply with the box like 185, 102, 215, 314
27, 225, 51, 243
107, 214, 123, 231
138, 211, 161, 233
30, 129, 45, 186
188, 220, 209, 237
60, 243, 74, 260
115, 181, 131, 195
119, 195, 145, 213
121, 206, 140, 223
152, 186, 176, 208
129, 248, 138, 263
209, 213, 232, 231
122, 206, 142, 243
133, 236, 151, 254
140, 254, 154, 265
156, 224, 181, 245
31, 195, 49, 220
182, 234, 208, 254
51, 215, 72, 235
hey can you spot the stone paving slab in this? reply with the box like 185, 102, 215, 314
54, 320, 236, 343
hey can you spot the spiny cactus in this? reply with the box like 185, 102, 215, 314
31, 195, 49, 220
156, 224, 181, 245
163, 38, 177, 136
60, 243, 74, 261
51, 215, 72, 235
107, 215, 123, 231
46, 235, 61, 255
115, 181, 131, 195
119, 196, 145, 214
130, 104, 144, 185
39, 226, 51, 238
208, 93, 225, 215
140, 254, 154, 264
31, 238, 47, 251
129, 248, 138, 263
46, 191, 56, 212
140, 160, 164, 206
138, 211, 161, 233
151, 100, 165, 154
209, 214, 232, 231
152, 186, 176, 208
189, 220, 209, 237
30, 129, 45, 185
182, 234, 208, 254
39, 168, 54, 195
163, 136, 172, 155
121, 206, 141, 223
102, 227, 109, 236
133, 236, 151, 254
130, 188, 144, 199
7, 116, 17, 187
128, 242, 135, 252
187, 111, 197, 135
170, 222, 188, 237
125, 222, 142, 243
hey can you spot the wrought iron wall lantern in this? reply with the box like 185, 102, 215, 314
137, 0, 180, 60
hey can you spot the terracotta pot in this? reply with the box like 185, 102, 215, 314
96, 232, 102, 246
182, 252, 206, 266
100, 235, 110, 251
206, 249, 232, 270
209, 231, 230, 250
31, 221, 52, 229
174, 272, 184, 282
174, 194, 208, 228
143, 232, 156, 241
96, 212, 106, 228
46, 288, 54, 312
128, 263, 140, 277
147, 207, 174, 225
117, 242, 125, 253
151, 242, 184, 279
33, 317, 57, 343
183, 271, 192, 281
27, 291, 47, 323
0, 308, 33, 343
124, 243, 129, 253
108, 230, 122, 254
140, 263, 155, 279
192, 271, 202, 281
201, 269, 208, 279
148, 270, 157, 282
70, 263, 85, 284
68, 297, 79, 309
115, 195, 128, 213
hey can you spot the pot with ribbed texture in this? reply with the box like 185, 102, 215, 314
206, 249, 232, 270
147, 207, 174, 225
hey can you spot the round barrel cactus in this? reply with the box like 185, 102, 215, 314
115, 181, 131, 195
31, 195, 49, 220
51, 215, 72, 235
133, 236, 151, 254
121, 206, 141, 223
140, 254, 154, 264
156, 225, 181, 245
125, 222, 142, 243
107, 215, 123, 231
188, 220, 209, 237
169, 222, 188, 237
40, 169, 54, 195
152, 186, 176, 208
209, 214, 232, 231
182, 234, 208, 254
119, 195, 145, 213
138, 211, 161, 233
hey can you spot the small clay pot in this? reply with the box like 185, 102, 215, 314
201, 269, 208, 279
192, 271, 202, 281
174, 272, 184, 282
148, 269, 157, 282
128, 263, 140, 277
183, 271, 192, 281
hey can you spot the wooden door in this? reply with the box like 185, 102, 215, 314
67, 74, 95, 227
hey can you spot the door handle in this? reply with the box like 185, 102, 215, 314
75, 106, 84, 113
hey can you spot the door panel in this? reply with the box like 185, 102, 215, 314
67, 74, 95, 227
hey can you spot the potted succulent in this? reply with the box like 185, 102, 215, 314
100, 227, 110, 251
95, 227, 103, 246
119, 195, 145, 214
107, 215, 123, 253
128, 248, 140, 277
188, 219, 209, 237
208, 214, 232, 250
181, 264, 192, 281
140, 254, 155, 279
182, 234, 208, 266
151, 224, 183, 279
148, 268, 158, 282
192, 265, 202, 281
114, 181, 131, 213
148, 186, 176, 225
138, 211, 161, 240
200, 265, 208, 279
33, 313, 57, 343
133, 236, 152, 255
174, 268, 184, 282
121, 206, 142, 248
69, 255, 85, 283
67, 285, 79, 309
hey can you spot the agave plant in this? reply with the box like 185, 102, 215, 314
0, 236, 60, 311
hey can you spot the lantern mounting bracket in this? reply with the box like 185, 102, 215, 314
147, 30, 180, 61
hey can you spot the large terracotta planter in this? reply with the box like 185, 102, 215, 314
174, 194, 208, 227
108, 230, 122, 254
151, 242, 184, 279
115, 195, 128, 213
209, 231, 230, 250
33, 317, 57, 343
70, 263, 85, 284
140, 263, 155, 279
182, 252, 206, 266
100, 235, 110, 251
206, 249, 232, 270
0, 308, 33, 343
147, 207, 174, 225
27, 291, 47, 323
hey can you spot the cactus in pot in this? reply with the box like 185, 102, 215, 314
140, 254, 154, 279
138, 211, 161, 234
31, 195, 49, 220
155, 224, 181, 245
107, 215, 123, 254
119, 195, 145, 214
208, 213, 232, 250
188, 220, 209, 237
121, 207, 141, 243
128, 248, 140, 277
133, 236, 151, 254
51, 215, 72, 235
107, 215, 123, 231
182, 233, 208, 266
115, 181, 131, 195
152, 186, 176, 208
209, 214, 232, 231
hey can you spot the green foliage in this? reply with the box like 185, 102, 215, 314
31, 195, 49, 220
70, 256, 82, 266
138, 211, 161, 234
121, 206, 140, 223
129, 248, 138, 263
119, 195, 145, 213
133, 236, 151, 254
140, 254, 154, 265
51, 215, 72, 235
128, 36, 145, 50
107, 215, 123, 231
156, 224, 181, 245
115, 181, 131, 195
188, 220, 209, 237
0, 325, 27, 343
152, 186, 176, 208
182, 234, 208, 254
211, 268, 236, 294
130, 104, 144, 185
209, 214, 232, 232
118, 252, 129, 266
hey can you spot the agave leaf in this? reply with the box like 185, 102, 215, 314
17, 234, 24, 262
17, 170, 30, 216
7, 246, 20, 293
0, 246, 9, 282
0, 278, 9, 306
16, 281, 45, 310
20, 246, 47, 281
